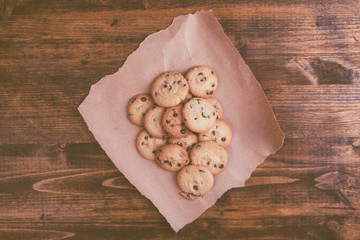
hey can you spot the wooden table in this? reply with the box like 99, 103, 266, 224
1, 1, 360, 239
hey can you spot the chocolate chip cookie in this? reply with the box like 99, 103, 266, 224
144, 106, 166, 138
177, 165, 214, 200
162, 104, 191, 139
190, 141, 228, 175
151, 72, 189, 107
136, 129, 167, 160
127, 93, 155, 126
182, 98, 217, 133
155, 144, 190, 172
198, 119, 232, 148
185, 66, 218, 98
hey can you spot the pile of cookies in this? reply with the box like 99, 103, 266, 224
127, 66, 232, 200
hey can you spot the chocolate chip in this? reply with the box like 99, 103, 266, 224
169, 85, 172, 90
211, 71, 214, 74
186, 146, 191, 152
193, 185, 198, 190
190, 104, 193, 108
177, 163, 181, 167
179, 143, 183, 147
141, 97, 147, 102
194, 117, 197, 120
164, 160, 172, 166
165, 73, 169, 77
164, 84, 168, 88
166, 120, 170, 124
177, 80, 181, 84
213, 112, 215, 116
212, 130, 215, 135
155, 92, 158, 97
211, 83, 215, 87
131, 98, 136, 103
198, 72, 203, 76
141, 141, 145, 146
214, 164, 217, 168
196, 144, 201, 148
207, 161, 210, 165
172, 81, 176, 84
219, 164, 224, 169
180, 129, 186, 134
173, 113, 178, 118
202, 134, 206, 137
184, 118, 187, 121
152, 150, 157, 153
144, 136, 148, 140
221, 137, 226, 142
199, 169, 205, 173
149, 135, 153, 138
170, 124, 174, 127
209, 90, 213, 94
201, 112, 206, 118
183, 84, 186, 87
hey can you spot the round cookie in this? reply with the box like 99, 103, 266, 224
177, 165, 214, 200
144, 106, 166, 138
151, 72, 189, 107
206, 97, 224, 119
155, 144, 189, 172
136, 129, 166, 160
162, 104, 191, 139
185, 66, 218, 98
190, 141, 228, 176
182, 98, 217, 133
128, 93, 155, 126
168, 132, 198, 153
198, 119, 232, 148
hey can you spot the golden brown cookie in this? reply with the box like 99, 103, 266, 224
136, 129, 166, 160
162, 104, 191, 139
190, 141, 228, 176
185, 66, 218, 98
155, 144, 190, 172
151, 72, 189, 107
198, 119, 232, 148
127, 93, 155, 126
177, 165, 214, 200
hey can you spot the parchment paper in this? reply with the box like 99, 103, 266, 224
78, 10, 284, 232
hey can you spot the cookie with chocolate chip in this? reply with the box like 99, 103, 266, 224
144, 106, 166, 138
151, 72, 189, 107
127, 93, 155, 126
198, 119, 232, 148
162, 104, 191, 139
185, 66, 218, 98
182, 98, 217, 133
155, 144, 190, 172
177, 165, 214, 200
136, 129, 167, 160
168, 132, 198, 153
190, 141, 228, 176
206, 97, 224, 119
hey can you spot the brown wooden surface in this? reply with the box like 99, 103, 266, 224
1, 0, 360, 239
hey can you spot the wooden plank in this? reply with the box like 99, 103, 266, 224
0, 139, 358, 239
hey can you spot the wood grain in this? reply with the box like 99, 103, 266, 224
1, 0, 360, 239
